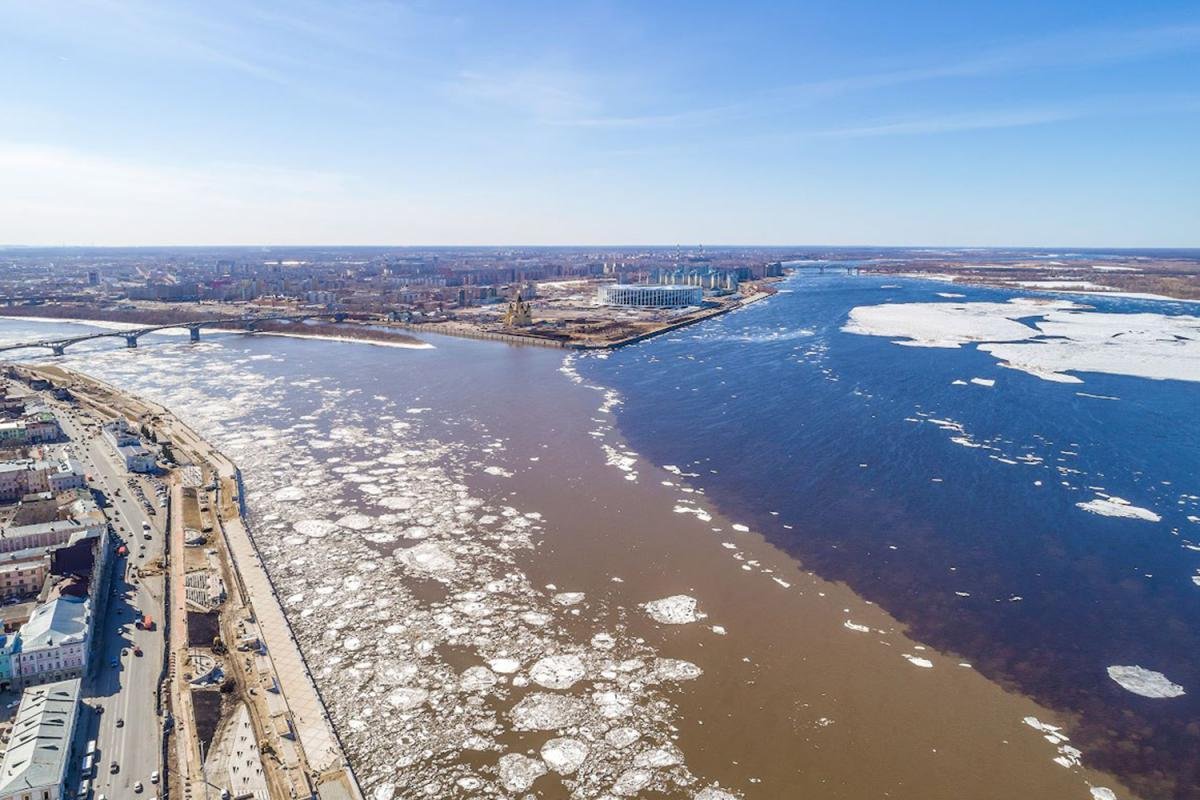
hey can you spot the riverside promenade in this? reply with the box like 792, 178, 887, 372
20, 364, 362, 800
156, 410, 361, 799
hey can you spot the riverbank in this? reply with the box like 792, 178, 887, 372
16, 362, 363, 800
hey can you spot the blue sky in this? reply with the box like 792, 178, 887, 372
2, 0, 1198, 246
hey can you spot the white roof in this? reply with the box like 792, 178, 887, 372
20, 596, 89, 650
0, 679, 80, 795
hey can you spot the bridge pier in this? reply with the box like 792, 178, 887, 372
124, 335, 138, 349
189, 327, 201, 342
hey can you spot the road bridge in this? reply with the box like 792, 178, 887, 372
0, 313, 348, 356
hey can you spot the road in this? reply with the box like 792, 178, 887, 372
51, 402, 167, 799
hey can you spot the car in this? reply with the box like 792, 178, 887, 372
133, 782, 142, 793
109, 761, 119, 774
116, 718, 124, 728
133, 646, 143, 657
121, 648, 128, 656
150, 771, 159, 784
144, 533, 152, 540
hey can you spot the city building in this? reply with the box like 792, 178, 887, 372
0, 634, 16, 689
0, 678, 80, 800
0, 492, 107, 555
0, 552, 50, 600
0, 411, 62, 447
101, 419, 156, 472
13, 595, 90, 687
597, 284, 703, 308
502, 291, 533, 327
0, 449, 86, 503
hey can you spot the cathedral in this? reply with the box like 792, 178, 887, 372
502, 290, 532, 327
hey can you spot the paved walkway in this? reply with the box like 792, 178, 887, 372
218, 510, 344, 773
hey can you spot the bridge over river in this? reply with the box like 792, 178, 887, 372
0, 312, 347, 356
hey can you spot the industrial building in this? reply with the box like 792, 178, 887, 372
597, 284, 703, 308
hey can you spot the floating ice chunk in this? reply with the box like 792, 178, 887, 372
711, 625, 727, 635
510, 692, 587, 730
643, 595, 701, 624
497, 753, 546, 792
653, 658, 703, 681
1106, 665, 1186, 698
385, 687, 428, 710
553, 591, 585, 606
487, 657, 521, 674
604, 726, 641, 749
378, 660, 419, 685
1090, 789, 1118, 800
273, 486, 305, 501
294, 518, 338, 538
593, 690, 635, 719
843, 620, 870, 633
634, 744, 683, 768
396, 541, 457, 574
591, 632, 616, 650
459, 665, 498, 692
903, 654, 934, 669
1076, 497, 1161, 522
1023, 716, 1063, 735
521, 610, 552, 627
695, 787, 740, 800
970, 377, 996, 387
731, 523, 750, 532
530, 654, 587, 689
342, 637, 361, 651
612, 768, 654, 796
335, 513, 373, 531
540, 737, 589, 775
483, 465, 513, 478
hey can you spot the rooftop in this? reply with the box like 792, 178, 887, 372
19, 595, 89, 650
0, 678, 80, 795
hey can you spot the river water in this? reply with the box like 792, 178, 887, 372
1, 271, 1196, 799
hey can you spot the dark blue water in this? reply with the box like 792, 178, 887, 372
583, 272, 1200, 798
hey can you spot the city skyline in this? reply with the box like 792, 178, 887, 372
3, 1, 1199, 247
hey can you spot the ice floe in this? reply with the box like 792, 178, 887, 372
1106, 665, 1186, 698
541, 737, 589, 775
844, 298, 1200, 383
643, 594, 702, 624
1076, 496, 1161, 522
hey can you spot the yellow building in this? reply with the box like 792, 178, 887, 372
502, 291, 532, 327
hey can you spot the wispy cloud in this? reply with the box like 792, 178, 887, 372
808, 93, 1200, 139
540, 19, 1200, 131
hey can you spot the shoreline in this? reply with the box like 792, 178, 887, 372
869, 272, 1200, 305
16, 362, 365, 800
0, 280, 781, 354
0, 313, 436, 350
